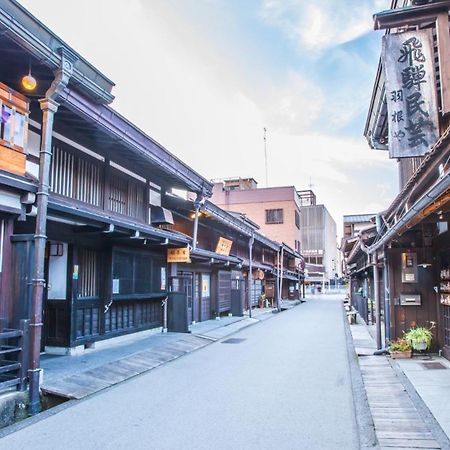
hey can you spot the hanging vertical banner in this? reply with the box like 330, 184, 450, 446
382, 30, 439, 159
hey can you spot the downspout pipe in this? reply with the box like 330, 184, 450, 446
29, 49, 76, 416
369, 172, 450, 254
361, 214, 385, 352
278, 245, 284, 312
248, 231, 254, 318
374, 214, 382, 350
373, 251, 382, 350
383, 249, 391, 343
192, 193, 204, 251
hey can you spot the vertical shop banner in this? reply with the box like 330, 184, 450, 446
382, 30, 439, 158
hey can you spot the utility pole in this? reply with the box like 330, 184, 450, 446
264, 127, 268, 187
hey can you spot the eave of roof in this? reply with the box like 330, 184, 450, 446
0, 0, 115, 104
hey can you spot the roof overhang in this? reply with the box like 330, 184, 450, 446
374, 1, 450, 30
53, 88, 213, 196
48, 196, 190, 245
0, 0, 115, 104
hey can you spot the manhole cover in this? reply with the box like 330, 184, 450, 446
421, 362, 447, 370
221, 338, 246, 344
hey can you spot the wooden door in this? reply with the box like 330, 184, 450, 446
44, 242, 71, 348
194, 273, 201, 323
218, 270, 231, 314
184, 274, 194, 324
200, 273, 211, 321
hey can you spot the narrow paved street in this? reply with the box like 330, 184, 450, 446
1, 295, 359, 450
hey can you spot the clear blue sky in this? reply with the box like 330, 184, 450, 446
19, 0, 395, 235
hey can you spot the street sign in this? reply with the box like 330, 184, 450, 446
167, 247, 190, 263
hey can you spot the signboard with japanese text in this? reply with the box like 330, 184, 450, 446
167, 247, 190, 263
382, 30, 439, 158
215, 237, 233, 256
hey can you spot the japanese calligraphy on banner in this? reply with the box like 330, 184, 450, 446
382, 30, 439, 158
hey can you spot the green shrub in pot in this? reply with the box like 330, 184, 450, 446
404, 323, 434, 351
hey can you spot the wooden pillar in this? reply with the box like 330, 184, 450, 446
437, 12, 450, 115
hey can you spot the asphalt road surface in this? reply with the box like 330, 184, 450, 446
1, 294, 359, 450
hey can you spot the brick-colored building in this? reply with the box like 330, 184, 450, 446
211, 178, 302, 255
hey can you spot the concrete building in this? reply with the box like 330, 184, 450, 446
298, 190, 338, 286
212, 178, 302, 254
212, 178, 338, 288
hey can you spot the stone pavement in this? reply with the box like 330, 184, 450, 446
39, 304, 298, 400
350, 319, 450, 450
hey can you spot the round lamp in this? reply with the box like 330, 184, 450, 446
22, 72, 37, 91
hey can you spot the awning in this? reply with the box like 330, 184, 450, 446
48, 196, 190, 245
190, 248, 242, 265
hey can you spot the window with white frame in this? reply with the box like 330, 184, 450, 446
0, 82, 29, 150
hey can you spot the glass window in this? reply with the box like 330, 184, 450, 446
112, 251, 134, 295
295, 210, 300, 229
265, 209, 283, 224
13, 112, 25, 148
149, 188, 161, 207
112, 249, 167, 296
1, 105, 12, 142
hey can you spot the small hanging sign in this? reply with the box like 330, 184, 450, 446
215, 237, 233, 256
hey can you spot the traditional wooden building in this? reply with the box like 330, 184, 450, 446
166, 195, 304, 321
364, 0, 450, 356
0, 0, 304, 406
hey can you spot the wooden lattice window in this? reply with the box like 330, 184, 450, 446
109, 170, 145, 221
78, 248, 100, 298
51, 146, 103, 207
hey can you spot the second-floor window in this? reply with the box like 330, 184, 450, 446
109, 170, 145, 221
51, 145, 103, 207
266, 208, 283, 224
295, 210, 300, 229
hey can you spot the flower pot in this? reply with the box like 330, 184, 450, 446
390, 350, 412, 359
415, 340, 428, 351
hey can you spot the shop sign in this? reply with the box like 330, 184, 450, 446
215, 237, 233, 256
382, 30, 439, 158
202, 276, 210, 296
254, 269, 264, 280
167, 247, 190, 263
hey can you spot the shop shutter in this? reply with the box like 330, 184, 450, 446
218, 270, 232, 313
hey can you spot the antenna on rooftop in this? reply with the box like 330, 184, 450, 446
309, 177, 314, 191
264, 127, 269, 187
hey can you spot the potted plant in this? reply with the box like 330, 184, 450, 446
388, 338, 412, 359
258, 293, 267, 308
404, 323, 434, 352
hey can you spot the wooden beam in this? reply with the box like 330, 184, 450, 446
374, 2, 450, 30
436, 12, 450, 114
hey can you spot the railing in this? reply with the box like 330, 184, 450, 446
0, 320, 29, 393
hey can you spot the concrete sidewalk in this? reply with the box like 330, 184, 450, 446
349, 318, 450, 449
396, 356, 450, 440
39, 302, 300, 400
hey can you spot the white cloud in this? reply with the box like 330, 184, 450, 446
260, 72, 325, 135
260, 0, 391, 52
